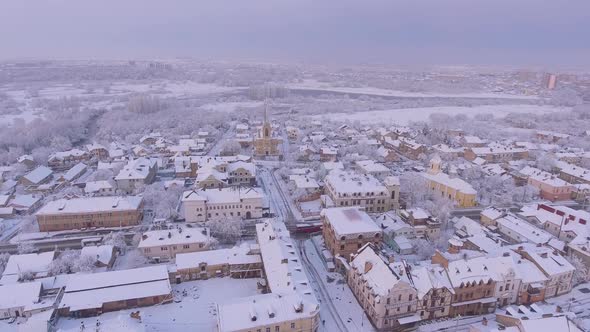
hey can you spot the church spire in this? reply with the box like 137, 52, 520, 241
264, 98, 269, 124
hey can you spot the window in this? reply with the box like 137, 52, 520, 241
409, 294, 413, 301
275, 327, 279, 332
290, 323, 295, 329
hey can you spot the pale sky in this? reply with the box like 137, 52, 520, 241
1, 0, 589, 67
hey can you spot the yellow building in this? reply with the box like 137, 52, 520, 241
422, 156, 477, 208
253, 103, 282, 159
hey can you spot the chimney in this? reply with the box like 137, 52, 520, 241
364, 261, 373, 273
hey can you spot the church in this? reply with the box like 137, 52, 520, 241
253, 102, 283, 159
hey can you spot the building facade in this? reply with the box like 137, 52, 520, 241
35, 196, 143, 231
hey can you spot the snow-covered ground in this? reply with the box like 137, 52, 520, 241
311, 105, 567, 126
55, 277, 261, 332
199, 101, 263, 113
289, 79, 539, 100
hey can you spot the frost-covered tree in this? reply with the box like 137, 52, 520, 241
17, 241, 36, 254
0, 253, 9, 275
142, 182, 183, 220
220, 140, 241, 156
205, 218, 242, 244
48, 250, 81, 275
567, 255, 589, 286
103, 232, 128, 254
400, 172, 433, 208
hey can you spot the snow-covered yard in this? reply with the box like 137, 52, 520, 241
55, 277, 261, 332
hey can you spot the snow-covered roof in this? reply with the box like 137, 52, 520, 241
520, 316, 582, 332
9, 194, 41, 208
59, 265, 171, 312
411, 265, 454, 300
0, 282, 42, 310
2, 251, 56, 278
555, 161, 590, 182
325, 169, 388, 195
446, 256, 496, 287
290, 175, 319, 189
422, 171, 477, 195
36, 196, 143, 215
114, 158, 156, 181
510, 243, 575, 277
61, 162, 87, 182
48, 149, 87, 161
23, 166, 53, 184
217, 293, 319, 332
453, 216, 486, 237
469, 144, 528, 156
227, 161, 255, 174
322, 161, 344, 171
84, 180, 114, 194
355, 160, 390, 174
80, 245, 114, 266
481, 206, 505, 221
349, 244, 407, 297
496, 213, 553, 245
182, 187, 263, 204
86, 142, 106, 151
256, 221, 316, 301
462, 135, 485, 144
176, 244, 260, 270
138, 226, 211, 248
519, 166, 572, 187
321, 207, 381, 237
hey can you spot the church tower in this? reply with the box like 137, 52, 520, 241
253, 100, 283, 159
428, 154, 442, 175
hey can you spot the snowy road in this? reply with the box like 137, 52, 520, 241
299, 239, 349, 332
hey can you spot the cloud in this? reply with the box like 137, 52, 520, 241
1, 0, 589, 66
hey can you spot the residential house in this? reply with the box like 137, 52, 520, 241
20, 166, 53, 187
518, 166, 573, 201
175, 245, 262, 281
114, 158, 158, 193
138, 226, 212, 261
348, 244, 419, 330
47, 149, 89, 171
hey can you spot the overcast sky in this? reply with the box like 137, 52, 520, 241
1, 0, 589, 67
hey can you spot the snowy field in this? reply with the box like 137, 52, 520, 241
55, 277, 261, 332
199, 101, 263, 112
311, 104, 567, 125
289, 79, 539, 100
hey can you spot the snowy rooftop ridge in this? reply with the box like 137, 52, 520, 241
36, 196, 143, 215
255, 220, 317, 301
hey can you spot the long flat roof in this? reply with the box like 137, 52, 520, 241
36, 196, 142, 215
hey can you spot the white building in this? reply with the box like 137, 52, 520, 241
181, 187, 264, 222
324, 169, 399, 212
138, 226, 212, 260
114, 158, 158, 193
